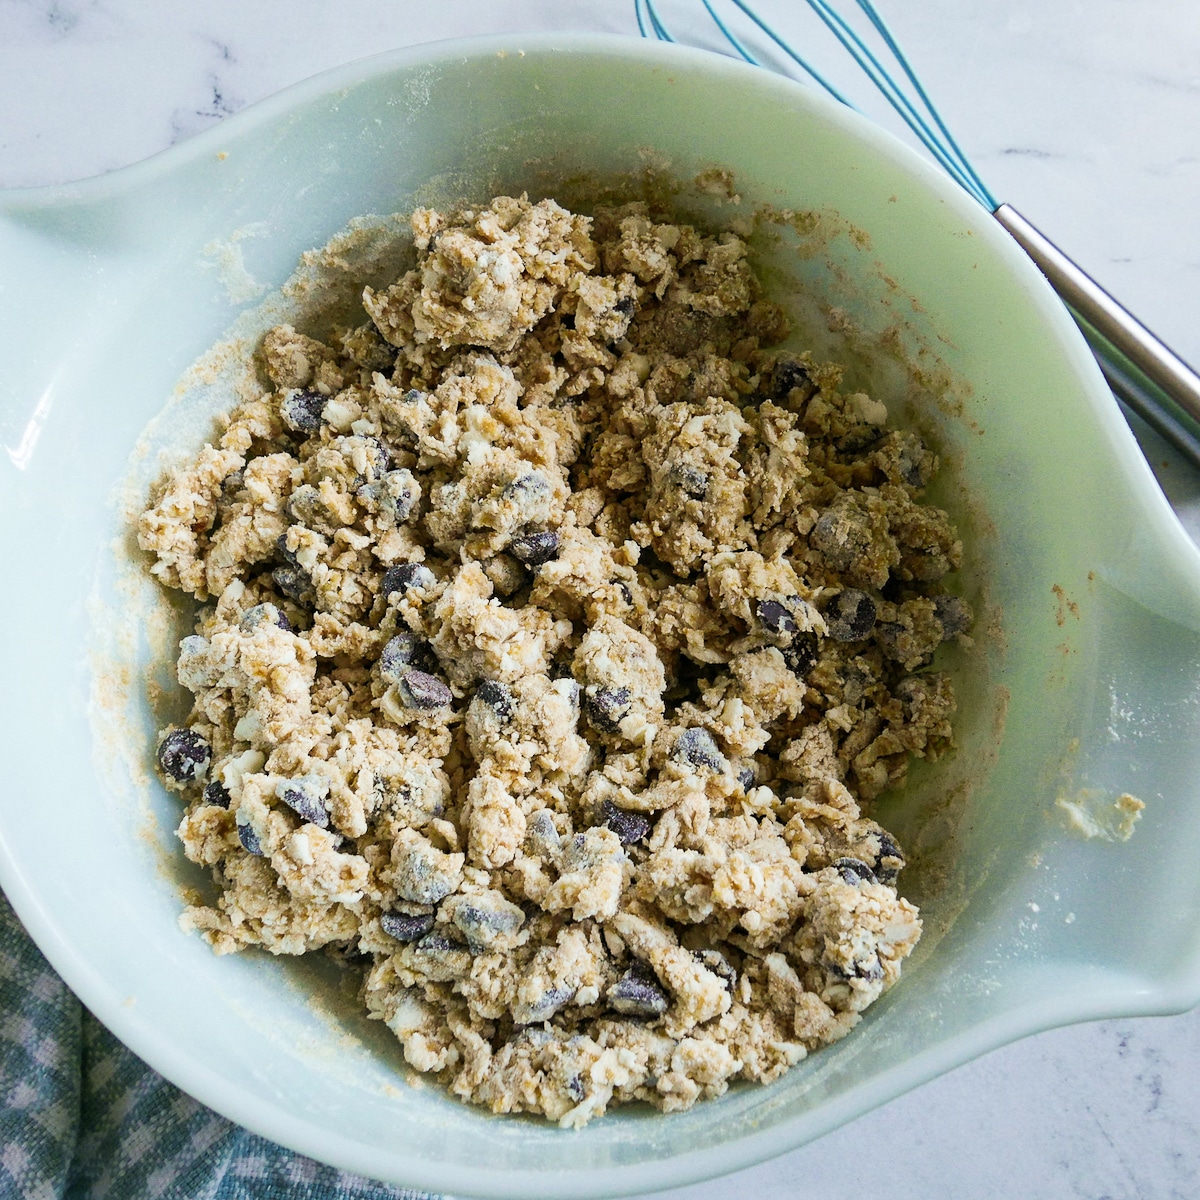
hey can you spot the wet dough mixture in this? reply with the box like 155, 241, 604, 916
140, 195, 971, 1127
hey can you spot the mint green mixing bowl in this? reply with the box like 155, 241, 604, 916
3, 34, 1200, 1199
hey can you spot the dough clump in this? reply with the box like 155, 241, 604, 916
140, 195, 971, 1127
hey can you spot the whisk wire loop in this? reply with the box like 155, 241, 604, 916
699, 0, 762, 69
852, 0, 996, 207
716, 0, 856, 106
632, 0, 1200, 469
636, 0, 674, 43
798, 0, 991, 202
643, 0, 995, 208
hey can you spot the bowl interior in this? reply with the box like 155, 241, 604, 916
3, 35, 1200, 1199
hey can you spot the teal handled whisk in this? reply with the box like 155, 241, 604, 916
636, 0, 1200, 468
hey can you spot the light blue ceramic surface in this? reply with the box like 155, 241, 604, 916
2, 34, 1200, 1199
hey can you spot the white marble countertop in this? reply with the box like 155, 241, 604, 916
3, 2, 1199, 1197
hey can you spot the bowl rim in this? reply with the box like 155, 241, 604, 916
4, 28, 1200, 1200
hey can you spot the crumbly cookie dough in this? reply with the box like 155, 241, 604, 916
140, 194, 972, 1127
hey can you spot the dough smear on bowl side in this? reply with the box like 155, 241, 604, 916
138, 195, 972, 1127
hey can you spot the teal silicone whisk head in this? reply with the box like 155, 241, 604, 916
634, 0, 1200, 468
635, 0, 997, 210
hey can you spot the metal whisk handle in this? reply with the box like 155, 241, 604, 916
994, 203, 1200, 466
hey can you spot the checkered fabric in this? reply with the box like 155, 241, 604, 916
0, 890, 435, 1200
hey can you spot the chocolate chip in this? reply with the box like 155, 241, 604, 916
874, 831, 905, 884
178, 634, 209, 666
285, 484, 325, 527
475, 680, 514, 720
826, 590, 877, 641
526, 810, 561, 857
781, 632, 819, 677
280, 389, 328, 434
239, 603, 291, 634
397, 670, 453, 711
510, 530, 561, 566
275, 533, 300, 566
156, 728, 210, 784
608, 962, 669, 1018
380, 910, 435, 943
933, 594, 972, 640
502, 473, 549, 501
356, 469, 417, 522
378, 632, 435, 684
583, 685, 632, 733
203, 780, 231, 809
670, 462, 708, 499
566, 1073, 587, 1102
615, 580, 634, 605
271, 564, 313, 605
755, 599, 797, 636
381, 561, 436, 599
829, 955, 884, 982
602, 799, 651, 845
415, 933, 463, 954
672, 727, 726, 772
613, 297, 635, 316
237, 821, 263, 856
394, 845, 459, 904
736, 766, 756, 791
877, 831, 901, 860
856, 957, 885, 982
452, 902, 523, 952
833, 857, 878, 886
520, 985, 575, 1025
362, 436, 391, 476
694, 948, 737, 993
386, 472, 419, 522
768, 356, 815, 402
810, 504, 870, 572
275, 775, 330, 829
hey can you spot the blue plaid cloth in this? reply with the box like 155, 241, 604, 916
0, 890, 435, 1200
